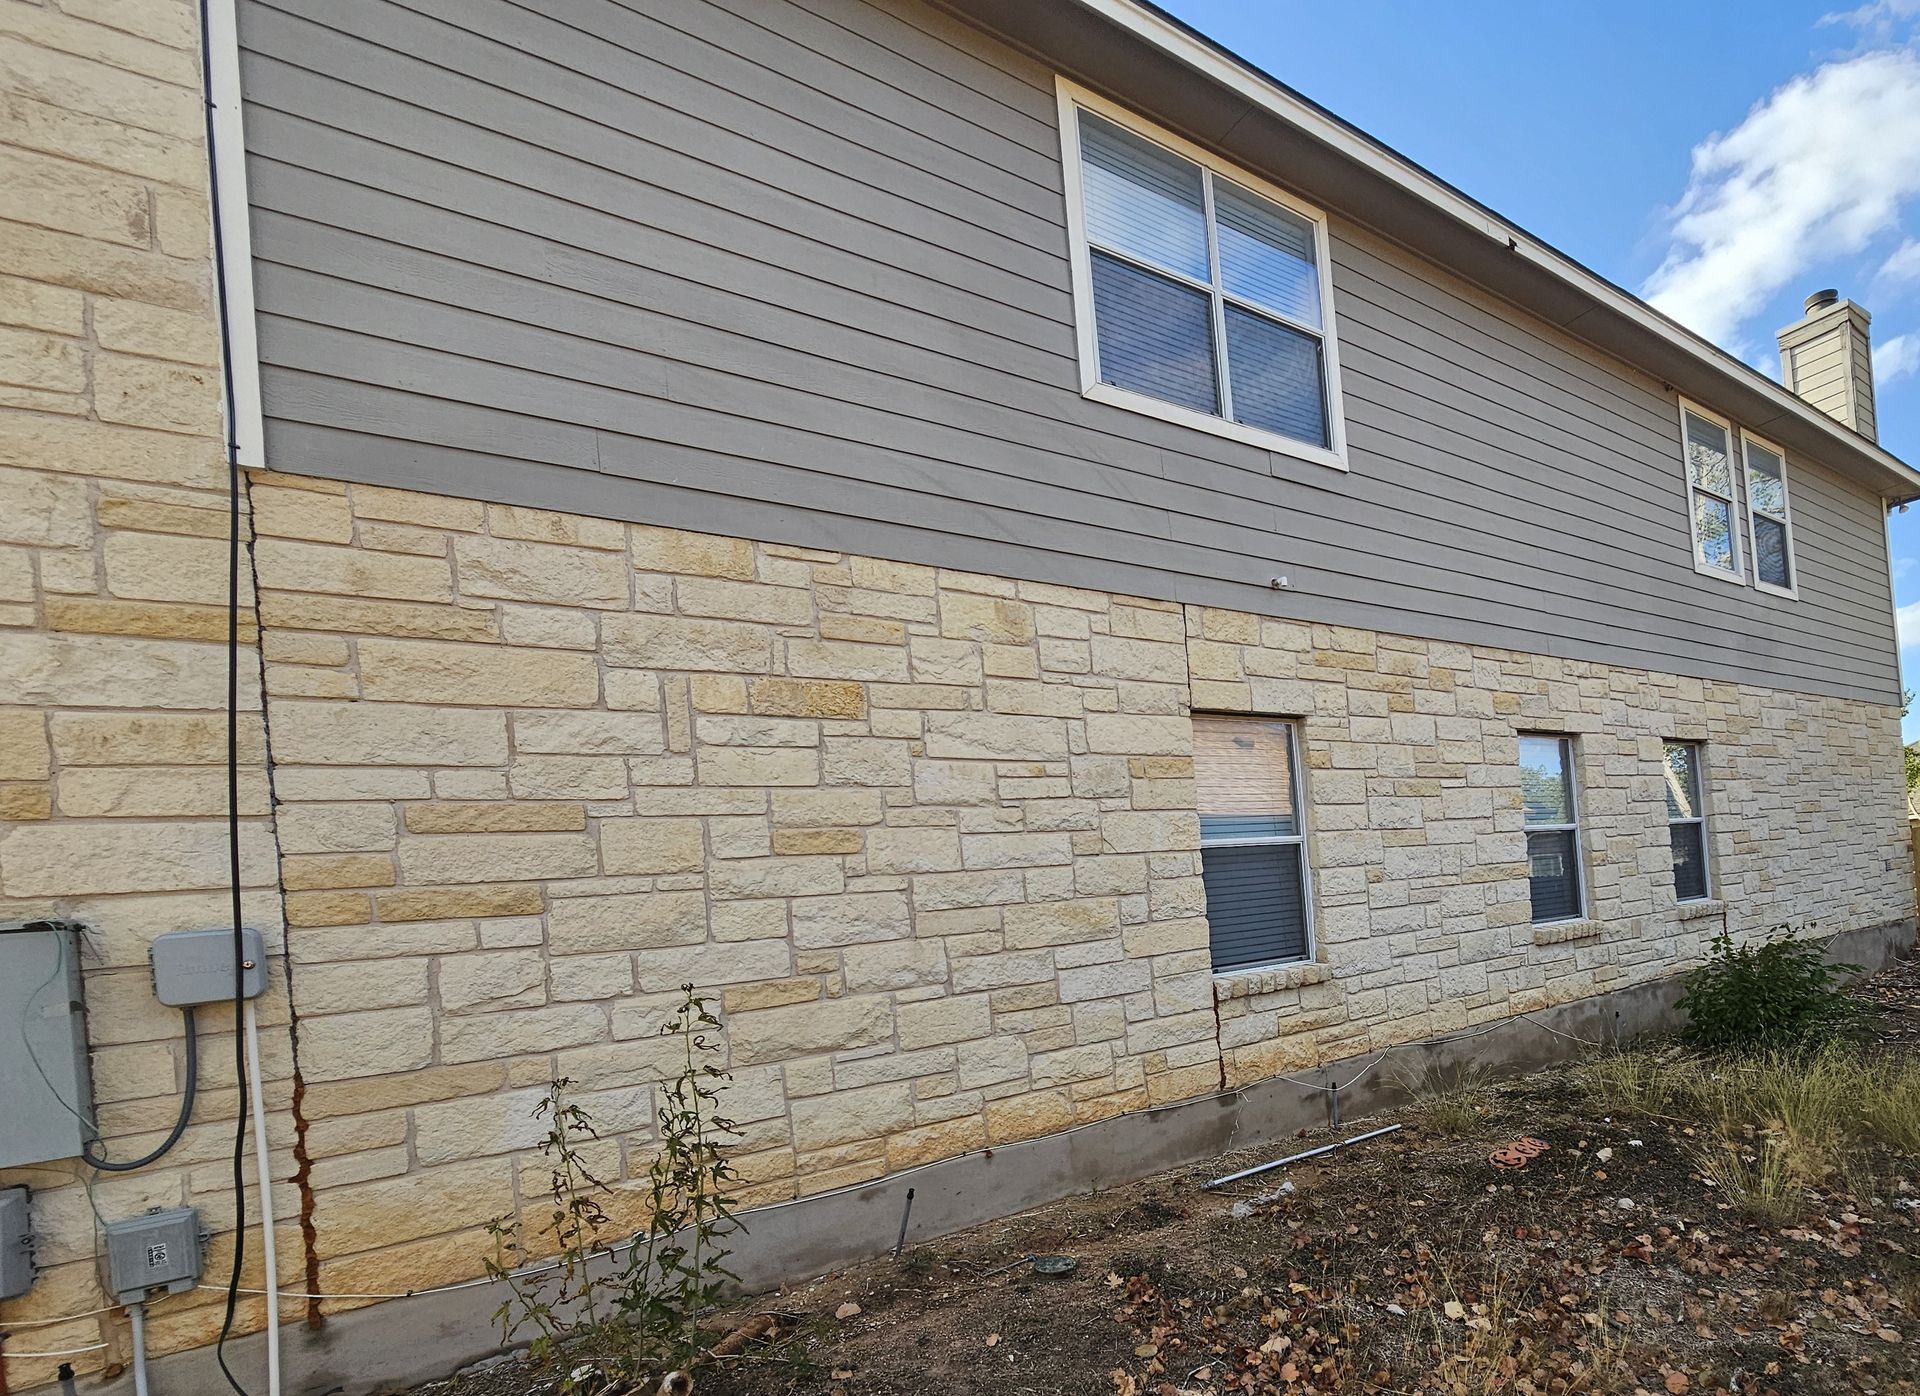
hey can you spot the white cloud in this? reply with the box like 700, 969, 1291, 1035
1642, 51, 1920, 348
1821, 0, 1920, 42
1883, 236, 1920, 283
1899, 596, 1920, 647
1879, 330, 1920, 383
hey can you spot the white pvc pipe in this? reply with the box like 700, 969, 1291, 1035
128, 1301, 150, 1396
243, 996, 282, 1396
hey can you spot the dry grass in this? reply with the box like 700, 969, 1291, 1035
1690, 1134, 1804, 1222
1396, 1059, 1495, 1137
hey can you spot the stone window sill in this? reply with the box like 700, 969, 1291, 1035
1676, 899, 1727, 922
1532, 919, 1604, 946
1214, 961, 1332, 1000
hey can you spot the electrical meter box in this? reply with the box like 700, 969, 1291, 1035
0, 921, 92, 1169
103, 1207, 204, 1302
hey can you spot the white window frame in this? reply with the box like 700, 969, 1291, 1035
1194, 716, 1316, 972
1520, 733, 1586, 926
1739, 428, 1799, 601
1677, 399, 1744, 586
1662, 740, 1712, 903
1055, 77, 1349, 472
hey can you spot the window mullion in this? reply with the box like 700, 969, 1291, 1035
1198, 170, 1233, 422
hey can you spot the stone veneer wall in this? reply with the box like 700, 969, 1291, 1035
0, 1, 292, 1388
0, 5, 1909, 1381
243, 477, 1910, 1325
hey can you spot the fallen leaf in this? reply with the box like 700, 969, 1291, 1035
1665, 1372, 1690, 1394
835, 1302, 861, 1320
1444, 1300, 1466, 1320
1878, 1327, 1903, 1343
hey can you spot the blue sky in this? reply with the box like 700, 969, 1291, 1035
1159, 0, 1920, 735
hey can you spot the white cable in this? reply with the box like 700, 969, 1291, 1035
243, 997, 282, 1396
2, 1341, 109, 1359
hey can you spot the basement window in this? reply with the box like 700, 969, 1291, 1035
1519, 734, 1585, 925
1056, 78, 1348, 471
1679, 401, 1743, 584
1194, 716, 1314, 973
1740, 431, 1797, 598
1663, 740, 1710, 903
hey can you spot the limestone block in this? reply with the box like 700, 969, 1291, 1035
453, 535, 629, 608
748, 677, 865, 719
299, 1007, 435, 1081
599, 818, 705, 875
791, 890, 912, 947
547, 890, 706, 954
438, 951, 548, 1014
630, 524, 755, 579
359, 639, 597, 708
785, 638, 908, 683
439, 1004, 607, 1064
270, 701, 507, 766
823, 736, 912, 787
923, 712, 1067, 761
395, 833, 598, 884
602, 614, 772, 672
730, 995, 893, 1064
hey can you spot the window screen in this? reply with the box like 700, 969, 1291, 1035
1519, 734, 1584, 924
1664, 741, 1710, 902
1742, 435, 1795, 594
1194, 717, 1311, 972
1072, 106, 1336, 454
1682, 408, 1741, 579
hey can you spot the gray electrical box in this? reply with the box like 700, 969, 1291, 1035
150, 926, 267, 1006
0, 1188, 31, 1299
0, 921, 92, 1169
104, 1207, 204, 1303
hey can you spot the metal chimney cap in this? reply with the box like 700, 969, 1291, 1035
1805, 288, 1840, 314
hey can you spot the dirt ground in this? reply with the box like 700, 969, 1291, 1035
415, 955, 1920, 1396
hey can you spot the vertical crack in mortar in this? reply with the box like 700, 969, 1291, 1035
1210, 979, 1227, 1094
237, 468, 325, 1329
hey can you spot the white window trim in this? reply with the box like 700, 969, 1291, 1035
1663, 740, 1712, 904
208, 0, 266, 468
1055, 77, 1349, 473
1739, 428, 1799, 601
1196, 717, 1317, 973
1677, 399, 1744, 587
1520, 734, 1587, 926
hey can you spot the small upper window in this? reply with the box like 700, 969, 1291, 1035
1663, 741, 1710, 903
1194, 716, 1313, 972
1679, 402, 1742, 583
1058, 81, 1346, 469
1519, 734, 1584, 924
1741, 431, 1796, 597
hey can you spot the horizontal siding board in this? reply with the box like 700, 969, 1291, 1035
239, 0, 1901, 704
255, 255, 1896, 659
252, 217, 1897, 651
240, 36, 1074, 326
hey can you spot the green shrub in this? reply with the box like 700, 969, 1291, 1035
1676, 926, 1866, 1052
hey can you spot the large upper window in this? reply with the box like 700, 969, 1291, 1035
1194, 716, 1313, 972
1679, 402, 1742, 583
1663, 741, 1710, 903
1519, 735, 1584, 925
1057, 81, 1346, 469
1740, 431, 1797, 597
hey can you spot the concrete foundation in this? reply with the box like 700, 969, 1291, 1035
77, 917, 1912, 1396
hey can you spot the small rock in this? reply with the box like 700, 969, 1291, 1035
835, 1302, 861, 1320
1596, 1147, 1614, 1162
1617, 1197, 1636, 1210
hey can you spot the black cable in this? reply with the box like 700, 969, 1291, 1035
83, 1012, 199, 1173
198, 2, 254, 1391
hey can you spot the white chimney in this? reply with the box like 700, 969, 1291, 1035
1777, 289, 1877, 441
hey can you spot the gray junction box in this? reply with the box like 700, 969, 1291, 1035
0, 921, 93, 1169
103, 1207, 205, 1302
